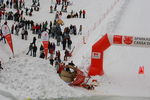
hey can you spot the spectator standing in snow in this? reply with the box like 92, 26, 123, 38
56, 50, 61, 61
21, 28, 25, 39
32, 37, 36, 45
40, 51, 45, 59
0, 61, 3, 70
15, 24, 19, 36
6, 0, 9, 8
39, 44, 45, 59
78, 25, 82, 35
33, 44, 37, 57
49, 57, 54, 66
64, 5, 68, 12
24, 29, 28, 40
11, 24, 14, 34
54, 3, 57, 11
10, 0, 12, 8
83, 9, 86, 18
67, 38, 72, 50
62, 38, 66, 50
79, 10, 82, 18
50, 5, 53, 13
26, 43, 33, 56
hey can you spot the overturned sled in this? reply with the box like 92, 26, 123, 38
60, 65, 94, 90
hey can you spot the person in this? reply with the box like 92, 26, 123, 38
40, 44, 44, 53
68, 61, 75, 66
82, 10, 86, 18
62, 39, 66, 50
78, 25, 82, 35
61, 4, 64, 11
32, 37, 36, 45
64, 5, 68, 12
50, 5, 53, 13
21, 28, 25, 39
0, 61, 3, 70
39, 51, 45, 59
55, 61, 59, 71
67, 38, 72, 50
79, 10, 82, 18
56, 50, 61, 61
54, 3, 57, 11
11, 24, 14, 34
24, 29, 28, 40
26, 43, 33, 56
49, 57, 54, 66
57, 62, 65, 74
32, 44, 37, 57
64, 49, 69, 61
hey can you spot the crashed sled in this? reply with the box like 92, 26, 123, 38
60, 65, 95, 90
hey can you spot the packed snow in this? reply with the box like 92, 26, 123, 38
0, 0, 150, 99
0, 57, 89, 99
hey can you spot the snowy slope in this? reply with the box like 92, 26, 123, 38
0, 57, 89, 99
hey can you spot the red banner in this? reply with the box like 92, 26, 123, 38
41, 31, 49, 59
5, 34, 14, 54
2, 24, 14, 54
42, 41, 48, 59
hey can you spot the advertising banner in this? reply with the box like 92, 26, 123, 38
41, 31, 49, 59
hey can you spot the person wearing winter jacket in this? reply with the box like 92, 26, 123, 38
78, 25, 82, 35
57, 62, 65, 74
32, 36, 36, 45
56, 35, 61, 46
83, 9, 86, 18
11, 24, 14, 34
50, 5, 53, 13
40, 51, 45, 59
39, 44, 45, 59
49, 57, 54, 66
24, 29, 28, 40
79, 10, 82, 18
21, 28, 25, 39
33, 44, 37, 57
68, 60, 75, 66
62, 38, 66, 50
26, 43, 33, 56
67, 38, 72, 50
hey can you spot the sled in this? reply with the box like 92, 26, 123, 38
60, 65, 85, 85
60, 65, 95, 90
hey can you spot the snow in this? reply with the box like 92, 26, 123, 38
0, 0, 150, 99
0, 95, 10, 100
0, 57, 88, 99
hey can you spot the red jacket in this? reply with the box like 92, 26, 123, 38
83, 10, 86, 14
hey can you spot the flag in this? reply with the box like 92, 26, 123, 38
1, 24, 14, 54
41, 31, 49, 59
